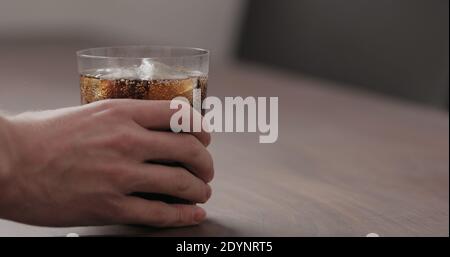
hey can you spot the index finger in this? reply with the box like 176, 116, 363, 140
127, 100, 211, 146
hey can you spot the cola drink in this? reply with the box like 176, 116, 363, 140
80, 75, 207, 105
80, 61, 207, 106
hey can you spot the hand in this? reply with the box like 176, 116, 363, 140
0, 99, 213, 227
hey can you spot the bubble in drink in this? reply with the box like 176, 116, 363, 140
80, 60, 207, 106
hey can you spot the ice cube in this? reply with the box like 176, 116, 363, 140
97, 59, 189, 80
137, 59, 188, 80
101, 67, 135, 80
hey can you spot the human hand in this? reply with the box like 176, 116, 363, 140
0, 99, 213, 227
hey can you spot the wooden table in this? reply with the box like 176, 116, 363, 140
0, 46, 448, 236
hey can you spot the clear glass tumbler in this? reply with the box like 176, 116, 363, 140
76, 45, 209, 106
76, 46, 209, 204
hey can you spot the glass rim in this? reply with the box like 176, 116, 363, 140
76, 45, 210, 60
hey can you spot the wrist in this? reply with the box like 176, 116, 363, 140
0, 116, 14, 183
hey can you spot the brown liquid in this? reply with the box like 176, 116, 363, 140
80, 75, 208, 105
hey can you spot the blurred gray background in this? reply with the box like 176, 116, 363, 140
238, 0, 449, 109
0, 0, 244, 62
0, 0, 449, 111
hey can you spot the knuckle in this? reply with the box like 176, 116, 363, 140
106, 199, 127, 221
107, 105, 128, 118
97, 98, 132, 108
113, 128, 132, 142
184, 134, 203, 158
109, 127, 136, 152
175, 206, 184, 224
173, 169, 191, 193
95, 99, 116, 110
103, 164, 132, 188
202, 184, 211, 203
174, 205, 191, 225
204, 151, 215, 182
180, 134, 214, 183
90, 195, 124, 223
94, 99, 129, 117
198, 188, 208, 204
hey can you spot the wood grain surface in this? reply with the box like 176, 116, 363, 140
0, 46, 448, 236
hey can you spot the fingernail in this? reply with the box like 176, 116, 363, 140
194, 207, 206, 223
